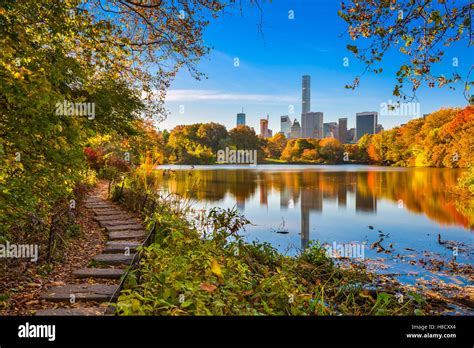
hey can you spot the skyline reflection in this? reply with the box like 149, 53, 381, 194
157, 165, 472, 250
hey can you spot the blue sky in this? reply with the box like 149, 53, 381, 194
159, 0, 472, 133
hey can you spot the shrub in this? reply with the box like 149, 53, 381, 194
114, 179, 428, 316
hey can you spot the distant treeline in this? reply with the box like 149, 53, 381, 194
125, 106, 472, 167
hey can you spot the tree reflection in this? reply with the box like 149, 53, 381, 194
156, 168, 472, 233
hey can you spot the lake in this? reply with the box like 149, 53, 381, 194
154, 165, 473, 291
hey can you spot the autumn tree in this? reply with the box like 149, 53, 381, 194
0, 0, 256, 235
353, 105, 473, 167
339, 0, 473, 101
280, 138, 319, 162
263, 132, 287, 159
439, 106, 474, 167
356, 134, 373, 163
196, 122, 229, 152
319, 138, 345, 163
167, 124, 215, 164
227, 125, 262, 151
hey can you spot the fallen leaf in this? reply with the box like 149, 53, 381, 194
199, 283, 217, 293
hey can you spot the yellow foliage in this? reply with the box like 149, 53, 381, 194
211, 258, 223, 279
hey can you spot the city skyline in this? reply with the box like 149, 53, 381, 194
164, 73, 412, 136
160, 0, 470, 133
161, 74, 420, 135
169, 73, 395, 143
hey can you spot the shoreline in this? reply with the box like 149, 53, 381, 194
110, 180, 473, 315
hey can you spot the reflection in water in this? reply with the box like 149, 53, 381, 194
157, 166, 472, 250
154, 165, 473, 293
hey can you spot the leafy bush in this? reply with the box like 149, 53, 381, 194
114, 186, 428, 316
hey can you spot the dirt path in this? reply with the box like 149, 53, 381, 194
0, 181, 145, 316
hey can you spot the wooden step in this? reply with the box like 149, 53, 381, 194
105, 224, 144, 232
35, 307, 109, 316
105, 241, 141, 253
40, 284, 118, 302
109, 230, 146, 241
92, 253, 136, 265
73, 268, 125, 279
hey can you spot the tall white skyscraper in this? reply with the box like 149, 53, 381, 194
302, 75, 310, 114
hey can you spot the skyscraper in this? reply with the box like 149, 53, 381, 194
356, 112, 378, 141
280, 115, 292, 138
236, 109, 246, 126
302, 112, 323, 138
260, 115, 272, 138
323, 122, 338, 138
290, 118, 301, 139
338, 118, 348, 143
260, 117, 268, 138
302, 75, 310, 114
376, 124, 384, 134
348, 128, 356, 143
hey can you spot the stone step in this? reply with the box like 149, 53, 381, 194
84, 199, 106, 205
35, 307, 109, 316
105, 224, 144, 232
90, 205, 120, 212
86, 204, 115, 209
73, 268, 125, 279
99, 220, 140, 228
40, 284, 118, 302
105, 241, 141, 253
93, 214, 132, 222
84, 197, 104, 202
85, 201, 113, 205
90, 205, 119, 210
94, 209, 127, 216
109, 230, 146, 241
92, 253, 136, 265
